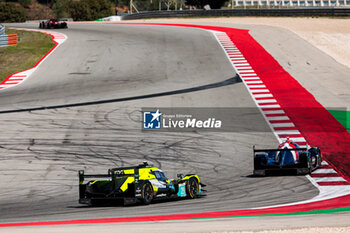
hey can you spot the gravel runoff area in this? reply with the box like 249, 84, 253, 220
127, 17, 350, 70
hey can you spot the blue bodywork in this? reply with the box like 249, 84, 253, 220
254, 141, 322, 176
255, 141, 306, 167
258, 150, 302, 167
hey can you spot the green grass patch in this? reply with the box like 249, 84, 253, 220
329, 110, 350, 133
0, 29, 55, 82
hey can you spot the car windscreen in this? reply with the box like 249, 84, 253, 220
153, 171, 168, 181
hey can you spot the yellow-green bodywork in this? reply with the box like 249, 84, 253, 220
111, 167, 200, 192
79, 164, 204, 205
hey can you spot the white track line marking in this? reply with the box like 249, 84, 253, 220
275, 130, 301, 135
266, 116, 290, 120
250, 89, 270, 93
232, 60, 248, 63
263, 109, 285, 113
242, 77, 260, 80
248, 85, 266, 88
240, 73, 258, 77
313, 177, 346, 182
256, 99, 277, 103
246, 81, 263, 84
312, 169, 337, 174
259, 104, 281, 108
230, 56, 247, 61
238, 70, 255, 73
233, 64, 249, 67
271, 123, 295, 127
236, 66, 253, 70
278, 137, 306, 142
253, 94, 273, 98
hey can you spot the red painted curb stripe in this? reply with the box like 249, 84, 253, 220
243, 77, 261, 82
278, 134, 303, 138
211, 25, 347, 185
310, 173, 341, 178
273, 127, 298, 131
252, 92, 271, 96
269, 120, 293, 124
7, 79, 23, 81
258, 102, 277, 106
255, 97, 275, 100
221, 26, 350, 183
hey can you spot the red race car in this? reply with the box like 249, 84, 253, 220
39, 19, 68, 29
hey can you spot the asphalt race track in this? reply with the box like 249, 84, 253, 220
0, 23, 319, 223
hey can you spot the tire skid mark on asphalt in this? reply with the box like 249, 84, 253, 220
0, 23, 349, 227
212, 31, 350, 188
0, 29, 67, 90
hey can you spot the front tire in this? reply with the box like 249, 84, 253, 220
141, 182, 153, 205
186, 177, 199, 199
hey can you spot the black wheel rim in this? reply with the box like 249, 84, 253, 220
144, 184, 152, 201
189, 179, 198, 197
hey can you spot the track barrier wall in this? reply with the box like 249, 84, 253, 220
122, 7, 350, 20
0, 24, 4, 35
0, 25, 17, 47
7, 34, 17, 46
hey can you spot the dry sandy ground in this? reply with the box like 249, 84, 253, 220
129, 17, 350, 70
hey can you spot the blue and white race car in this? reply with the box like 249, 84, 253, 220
253, 139, 322, 176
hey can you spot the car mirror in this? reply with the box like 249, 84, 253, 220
177, 173, 184, 179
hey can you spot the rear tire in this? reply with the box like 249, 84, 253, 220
186, 177, 199, 199
253, 169, 266, 176
141, 182, 153, 205
89, 199, 100, 206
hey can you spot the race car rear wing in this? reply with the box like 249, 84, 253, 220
254, 148, 308, 152
253, 145, 309, 153
78, 168, 141, 202
79, 169, 138, 185
79, 162, 154, 204
78, 162, 152, 184
108, 162, 152, 172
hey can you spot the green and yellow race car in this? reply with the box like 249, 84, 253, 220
78, 162, 206, 205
